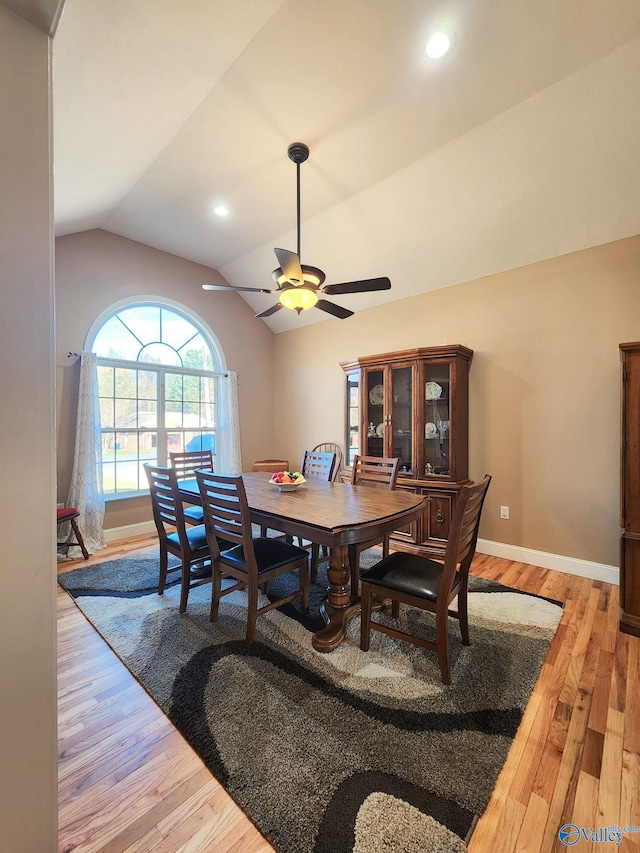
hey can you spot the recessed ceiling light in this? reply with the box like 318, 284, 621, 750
426, 32, 452, 59
213, 204, 229, 216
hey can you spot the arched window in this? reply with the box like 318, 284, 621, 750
89, 301, 225, 496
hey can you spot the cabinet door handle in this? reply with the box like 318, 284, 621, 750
435, 511, 445, 524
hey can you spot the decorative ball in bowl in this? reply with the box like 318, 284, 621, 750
269, 471, 306, 491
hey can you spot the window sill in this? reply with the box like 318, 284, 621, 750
105, 491, 149, 503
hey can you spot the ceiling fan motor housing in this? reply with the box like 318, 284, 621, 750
271, 264, 325, 290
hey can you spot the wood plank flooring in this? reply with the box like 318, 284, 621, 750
58, 538, 640, 852
58, 536, 274, 853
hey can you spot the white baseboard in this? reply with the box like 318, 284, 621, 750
476, 538, 619, 585
103, 522, 619, 586
104, 520, 156, 543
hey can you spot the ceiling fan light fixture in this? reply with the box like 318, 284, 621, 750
279, 287, 318, 313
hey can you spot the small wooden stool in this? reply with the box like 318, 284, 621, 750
57, 507, 89, 560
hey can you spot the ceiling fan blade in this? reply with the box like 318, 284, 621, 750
274, 248, 304, 285
315, 299, 354, 320
321, 276, 391, 295
255, 303, 283, 319
202, 283, 274, 293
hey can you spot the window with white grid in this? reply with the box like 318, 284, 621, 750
90, 303, 223, 496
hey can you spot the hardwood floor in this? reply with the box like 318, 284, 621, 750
57, 536, 274, 853
58, 539, 640, 852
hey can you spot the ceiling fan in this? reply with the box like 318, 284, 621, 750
202, 142, 391, 319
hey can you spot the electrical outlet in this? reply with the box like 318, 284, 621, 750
500, 505, 510, 519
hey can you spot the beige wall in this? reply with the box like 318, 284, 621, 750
0, 8, 57, 850
55, 229, 276, 529
272, 236, 640, 568
55, 229, 640, 567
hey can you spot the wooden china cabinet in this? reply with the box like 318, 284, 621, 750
619, 342, 640, 637
341, 345, 473, 559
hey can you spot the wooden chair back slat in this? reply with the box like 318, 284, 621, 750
145, 466, 180, 529
252, 459, 289, 473
440, 475, 492, 596
301, 450, 336, 482
347, 455, 400, 591
350, 455, 399, 490
196, 472, 254, 563
170, 449, 214, 479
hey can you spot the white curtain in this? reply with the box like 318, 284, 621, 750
216, 370, 242, 474
64, 352, 106, 557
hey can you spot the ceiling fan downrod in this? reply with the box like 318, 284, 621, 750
287, 143, 309, 259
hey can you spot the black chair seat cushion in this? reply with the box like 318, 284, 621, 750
183, 505, 204, 524
221, 537, 309, 575
360, 551, 461, 601
167, 524, 209, 554
167, 524, 231, 556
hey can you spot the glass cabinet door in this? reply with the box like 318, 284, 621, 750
345, 371, 360, 467
422, 362, 452, 477
391, 364, 414, 475
363, 367, 385, 457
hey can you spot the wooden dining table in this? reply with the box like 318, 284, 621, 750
177, 471, 428, 652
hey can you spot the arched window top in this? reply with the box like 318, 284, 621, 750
90, 302, 222, 371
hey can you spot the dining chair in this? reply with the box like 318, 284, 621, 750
307, 443, 344, 571
348, 455, 400, 592
169, 449, 214, 525
56, 507, 89, 560
252, 459, 289, 473
301, 449, 335, 482
170, 449, 213, 478
359, 474, 491, 684
144, 463, 217, 613
196, 470, 309, 645
311, 442, 343, 482
251, 459, 292, 536
298, 449, 336, 581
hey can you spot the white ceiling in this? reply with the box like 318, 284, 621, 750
51, 0, 640, 332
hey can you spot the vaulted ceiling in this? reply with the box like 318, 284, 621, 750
46, 0, 640, 330
1, 0, 64, 34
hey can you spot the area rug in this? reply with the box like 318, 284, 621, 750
58, 549, 563, 852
